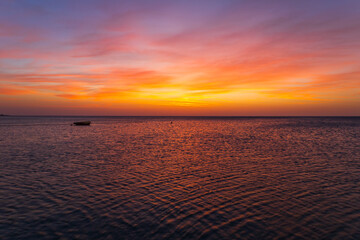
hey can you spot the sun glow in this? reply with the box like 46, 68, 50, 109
0, 0, 359, 115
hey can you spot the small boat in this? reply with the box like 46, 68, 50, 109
73, 121, 91, 126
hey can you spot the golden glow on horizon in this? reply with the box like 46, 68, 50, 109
0, 0, 360, 115
1, 66, 359, 116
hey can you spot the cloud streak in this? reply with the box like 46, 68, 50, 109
0, 0, 359, 115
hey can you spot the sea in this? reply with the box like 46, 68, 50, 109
0, 116, 359, 240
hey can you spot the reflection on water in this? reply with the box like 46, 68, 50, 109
1, 117, 359, 239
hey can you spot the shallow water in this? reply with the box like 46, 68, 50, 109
1, 117, 359, 239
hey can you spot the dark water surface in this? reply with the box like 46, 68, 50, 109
1, 117, 359, 239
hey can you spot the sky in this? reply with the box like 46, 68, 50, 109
0, 0, 359, 116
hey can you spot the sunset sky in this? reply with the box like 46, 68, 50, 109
0, 0, 359, 116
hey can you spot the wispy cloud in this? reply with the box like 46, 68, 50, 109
0, 0, 359, 115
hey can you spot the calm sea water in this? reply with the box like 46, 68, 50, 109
0, 116, 359, 240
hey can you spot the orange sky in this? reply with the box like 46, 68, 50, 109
0, 0, 359, 115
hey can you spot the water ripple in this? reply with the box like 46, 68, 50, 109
1, 117, 360, 239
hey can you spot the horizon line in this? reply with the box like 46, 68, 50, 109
1, 115, 360, 118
